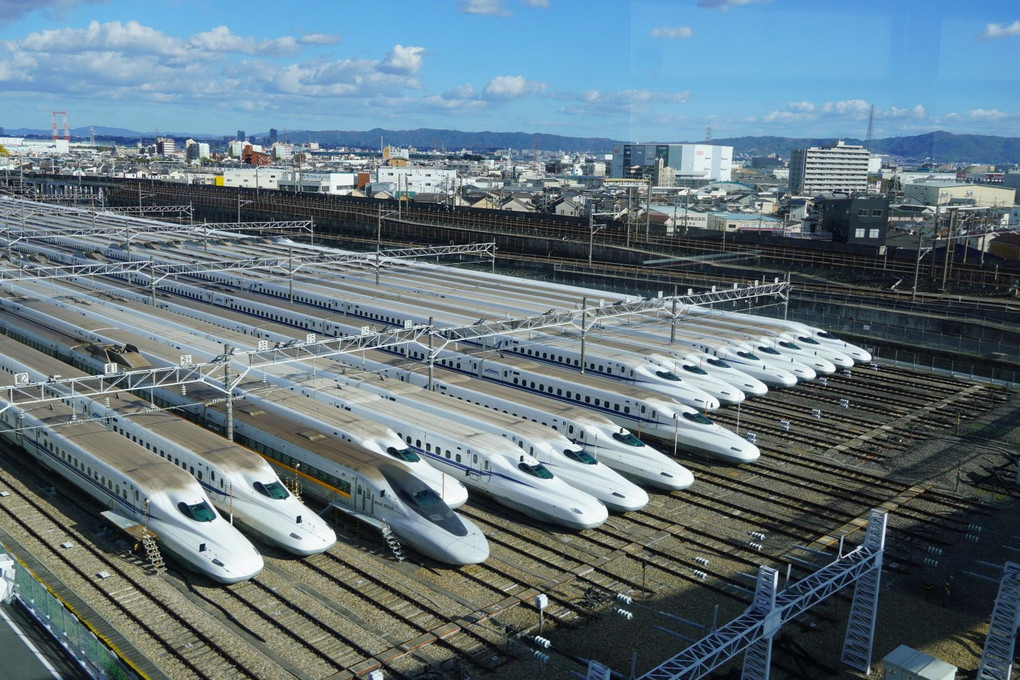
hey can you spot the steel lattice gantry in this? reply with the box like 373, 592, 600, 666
977, 561, 1020, 680
637, 510, 888, 680
0, 278, 789, 413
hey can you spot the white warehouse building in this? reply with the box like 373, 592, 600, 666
610, 143, 733, 183
375, 167, 459, 196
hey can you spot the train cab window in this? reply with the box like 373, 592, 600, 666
254, 481, 289, 500
737, 351, 760, 361
707, 358, 731, 368
682, 411, 713, 425
798, 336, 820, 345
778, 341, 801, 350
654, 370, 680, 381
564, 449, 597, 465
758, 346, 781, 355
612, 431, 643, 446
817, 331, 838, 340
387, 446, 420, 463
178, 500, 216, 522
518, 461, 554, 479
682, 365, 708, 375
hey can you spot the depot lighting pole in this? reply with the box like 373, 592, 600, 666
580, 297, 587, 375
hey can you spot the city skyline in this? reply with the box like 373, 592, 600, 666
0, 0, 1018, 143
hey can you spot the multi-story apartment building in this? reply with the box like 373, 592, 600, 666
788, 140, 870, 195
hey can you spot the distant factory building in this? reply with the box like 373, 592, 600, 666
788, 141, 870, 195
278, 171, 357, 194
610, 143, 733, 183
902, 181, 1015, 208
0, 136, 69, 155
375, 166, 459, 197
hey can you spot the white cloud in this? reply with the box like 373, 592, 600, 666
979, 21, 1020, 39
0, 18, 417, 109
442, 83, 476, 100
20, 20, 184, 56
378, 45, 426, 75
820, 99, 871, 116
697, 0, 770, 9
887, 104, 926, 119
523, 0, 549, 7
788, 101, 814, 112
650, 26, 694, 39
483, 75, 545, 99
460, 0, 510, 16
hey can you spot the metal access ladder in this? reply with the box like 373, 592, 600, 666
977, 561, 1020, 680
380, 523, 406, 563
140, 527, 166, 576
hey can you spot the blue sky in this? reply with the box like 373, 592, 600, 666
1, 0, 1018, 142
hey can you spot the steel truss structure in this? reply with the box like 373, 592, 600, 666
637, 510, 887, 680
101, 205, 193, 217
977, 561, 1020, 680
0, 277, 789, 414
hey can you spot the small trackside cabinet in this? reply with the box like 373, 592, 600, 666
883, 645, 957, 680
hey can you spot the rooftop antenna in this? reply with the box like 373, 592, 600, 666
705, 126, 712, 143
865, 104, 875, 152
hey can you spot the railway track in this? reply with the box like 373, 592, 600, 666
0, 460, 273, 679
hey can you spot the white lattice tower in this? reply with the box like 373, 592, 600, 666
977, 561, 1020, 680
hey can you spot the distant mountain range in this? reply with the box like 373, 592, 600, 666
3, 125, 1018, 164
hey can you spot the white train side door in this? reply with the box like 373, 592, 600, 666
355, 478, 373, 515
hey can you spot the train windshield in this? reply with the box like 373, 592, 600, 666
706, 358, 731, 368
736, 351, 760, 361
381, 464, 469, 536
178, 500, 217, 522
681, 411, 714, 425
253, 480, 290, 500
797, 336, 821, 345
817, 331, 839, 340
653, 370, 681, 382
518, 461, 554, 479
612, 431, 644, 447
778, 341, 801, 350
564, 449, 597, 465
387, 446, 421, 463
757, 346, 782, 355
682, 364, 708, 375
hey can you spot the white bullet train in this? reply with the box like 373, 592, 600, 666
0, 301, 490, 566
0, 364, 264, 584
70, 269, 694, 491
0, 338, 336, 557
2, 281, 607, 533
366, 362, 695, 491
681, 307, 872, 364
3, 276, 470, 511
320, 356, 649, 512
492, 334, 722, 411
400, 345, 760, 464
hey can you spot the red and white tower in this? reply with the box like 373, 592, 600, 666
51, 111, 70, 141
